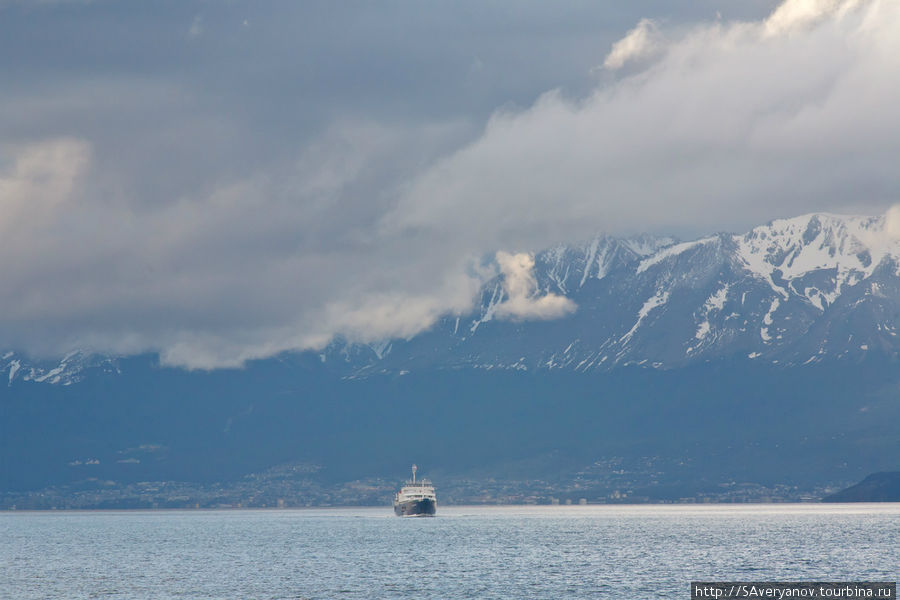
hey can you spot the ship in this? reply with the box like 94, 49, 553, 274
393, 464, 437, 517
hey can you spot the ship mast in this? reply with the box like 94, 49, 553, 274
412, 464, 417, 484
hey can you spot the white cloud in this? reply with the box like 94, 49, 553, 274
387, 0, 898, 242
493, 252, 576, 321
0, 139, 89, 233
0, 128, 485, 369
884, 205, 900, 240
603, 18, 661, 70
763, 0, 861, 36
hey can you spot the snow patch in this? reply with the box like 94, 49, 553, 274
470, 284, 504, 333
8, 360, 20, 385
694, 321, 710, 341
580, 237, 601, 287
623, 235, 676, 258
737, 213, 900, 306
760, 297, 780, 342
369, 340, 392, 360
636, 237, 717, 274
620, 290, 670, 344
693, 284, 729, 342
705, 285, 729, 311
544, 245, 571, 293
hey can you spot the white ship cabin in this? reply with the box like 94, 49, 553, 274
396, 465, 436, 501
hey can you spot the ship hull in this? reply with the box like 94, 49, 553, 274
393, 498, 436, 517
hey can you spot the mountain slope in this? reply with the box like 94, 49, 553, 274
6, 212, 899, 384
333, 213, 900, 375
3, 356, 899, 503
823, 472, 900, 502
3, 212, 900, 505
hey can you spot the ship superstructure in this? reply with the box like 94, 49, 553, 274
393, 464, 437, 517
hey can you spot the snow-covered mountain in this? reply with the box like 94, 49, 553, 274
5, 212, 900, 502
339, 212, 900, 374
2, 350, 119, 386
8, 212, 900, 385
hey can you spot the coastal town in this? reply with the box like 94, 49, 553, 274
2, 458, 840, 510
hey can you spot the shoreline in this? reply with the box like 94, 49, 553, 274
4, 502, 900, 514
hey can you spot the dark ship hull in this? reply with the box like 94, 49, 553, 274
393, 498, 436, 517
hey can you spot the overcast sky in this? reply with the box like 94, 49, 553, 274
1, 0, 898, 368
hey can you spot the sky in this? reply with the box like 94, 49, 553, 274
1, 0, 898, 368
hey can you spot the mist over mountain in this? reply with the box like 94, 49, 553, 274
319, 212, 900, 375
10, 212, 900, 382
2, 212, 900, 506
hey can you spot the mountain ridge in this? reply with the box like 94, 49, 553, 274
5, 211, 900, 384
4, 212, 900, 503
336, 211, 900, 376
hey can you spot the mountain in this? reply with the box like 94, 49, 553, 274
2, 212, 899, 507
823, 472, 900, 502
1, 351, 119, 387
7, 212, 900, 384
328, 212, 900, 375
3, 356, 898, 506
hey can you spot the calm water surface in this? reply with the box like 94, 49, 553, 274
2, 504, 898, 599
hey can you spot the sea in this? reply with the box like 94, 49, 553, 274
2, 504, 897, 599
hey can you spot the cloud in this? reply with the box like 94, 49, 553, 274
493, 252, 577, 321
603, 18, 662, 70
0, 127, 482, 369
0, 0, 898, 368
0, 139, 90, 235
763, 0, 861, 36
387, 0, 899, 243
188, 15, 203, 39
884, 205, 900, 240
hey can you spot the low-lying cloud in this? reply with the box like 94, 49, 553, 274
884, 205, 900, 240
1, 0, 898, 368
493, 252, 577, 321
